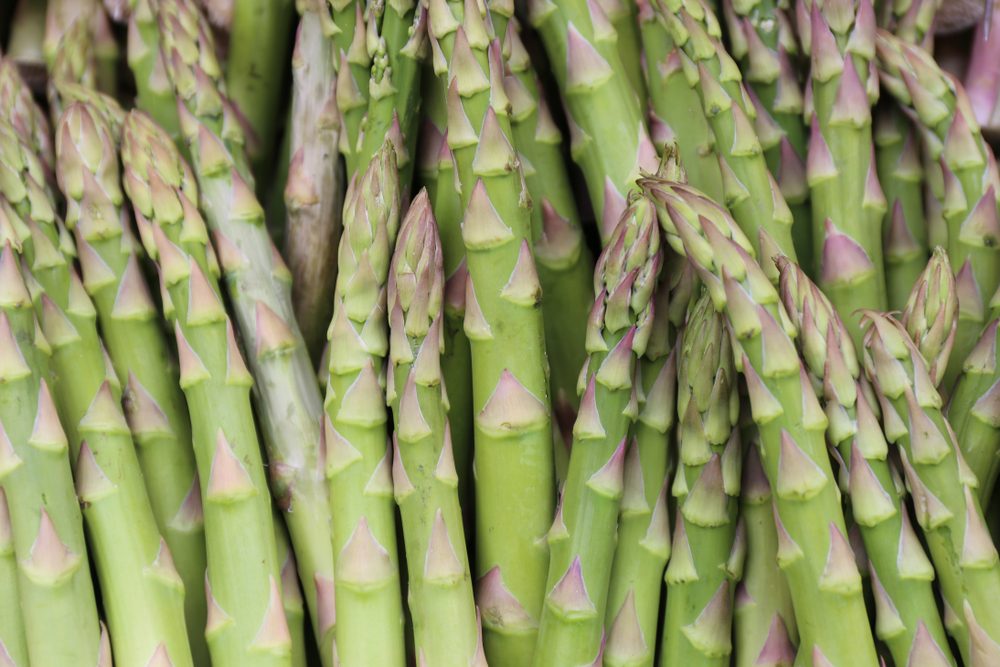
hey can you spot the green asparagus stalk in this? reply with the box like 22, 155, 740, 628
534, 199, 662, 666
862, 311, 1000, 662
734, 435, 798, 667
45, 16, 97, 118
806, 0, 888, 346
122, 109, 292, 667
0, 58, 55, 185
323, 143, 406, 667
154, 2, 339, 657
901, 247, 958, 387
44, 0, 118, 95
276, 519, 308, 667
777, 255, 954, 666
641, 165, 880, 665
876, 30, 1000, 391
0, 488, 27, 667
501, 21, 594, 444
428, 2, 556, 662
595, 0, 645, 102
6, 0, 47, 88
387, 190, 485, 666
284, 2, 345, 362
0, 241, 103, 666
56, 99, 210, 666
603, 259, 687, 667
331, 0, 371, 177
527, 0, 658, 243
127, 0, 182, 143
660, 290, 742, 667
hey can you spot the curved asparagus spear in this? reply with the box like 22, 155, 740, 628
778, 256, 954, 666
641, 164, 879, 665
57, 99, 209, 666
284, 2, 345, 361
527, 0, 658, 242
0, 488, 27, 667
122, 110, 291, 667
534, 198, 662, 667
324, 144, 406, 667
387, 190, 485, 666
660, 291, 742, 667
862, 311, 1000, 662
0, 242, 101, 666
153, 2, 338, 655
901, 247, 958, 387
427, 2, 556, 662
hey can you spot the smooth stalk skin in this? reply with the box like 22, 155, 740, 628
323, 145, 406, 667
428, 3, 556, 662
501, 21, 594, 446
355, 0, 427, 189
660, 292, 742, 667
804, 0, 888, 347
387, 191, 486, 666
862, 311, 1000, 663
1, 117, 195, 666
965, 6, 1000, 135
0, 243, 103, 667
534, 201, 662, 667
603, 262, 686, 667
655, 0, 799, 275
127, 0, 182, 143
284, 3, 346, 363
637, 0, 724, 202
642, 169, 879, 666
56, 99, 210, 666
225, 0, 295, 186
526, 0, 658, 243
734, 437, 798, 667
122, 110, 292, 667
901, 247, 958, 388
0, 58, 55, 185
330, 0, 371, 178
155, 2, 339, 656
0, 488, 27, 667
877, 31, 1000, 393
777, 257, 955, 666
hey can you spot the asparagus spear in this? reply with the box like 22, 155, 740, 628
284, 2, 345, 362
862, 311, 1000, 662
876, 30, 1000, 390
387, 190, 485, 666
0, 58, 55, 185
153, 3, 338, 656
427, 2, 556, 662
0, 241, 103, 666
6, 0, 47, 89
777, 255, 954, 666
641, 163, 879, 665
122, 110, 292, 667
527, 0, 658, 243
965, 4, 1000, 136
127, 0, 182, 143
0, 488, 27, 667
660, 290, 742, 667
901, 247, 958, 387
57, 98, 211, 666
805, 0, 888, 346
324, 143, 406, 667
330, 0, 371, 177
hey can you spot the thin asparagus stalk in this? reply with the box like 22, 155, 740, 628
527, 0, 658, 242
805, 0, 888, 346
122, 110, 292, 667
0, 488, 27, 667
45, 16, 97, 119
862, 311, 1000, 662
44, 0, 118, 95
284, 2, 345, 362
0, 242, 103, 666
323, 143, 406, 667
660, 290, 742, 667
595, 0, 646, 102
275, 519, 308, 667
127, 0, 182, 143
331, 0, 371, 178
153, 2, 338, 656
777, 256, 954, 666
901, 247, 958, 387
428, 2, 556, 662
641, 163, 879, 665
387, 190, 485, 666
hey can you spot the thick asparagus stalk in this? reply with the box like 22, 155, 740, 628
284, 2, 345, 362
122, 110, 291, 667
778, 256, 954, 666
127, 0, 182, 142
862, 311, 1000, 662
0, 242, 103, 666
153, 2, 338, 656
323, 144, 406, 667
427, 2, 555, 662
901, 247, 958, 387
534, 199, 662, 667
660, 290, 742, 667
641, 165, 879, 665
387, 190, 485, 666
527, 0, 658, 242
0, 488, 27, 667
57, 99, 210, 666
